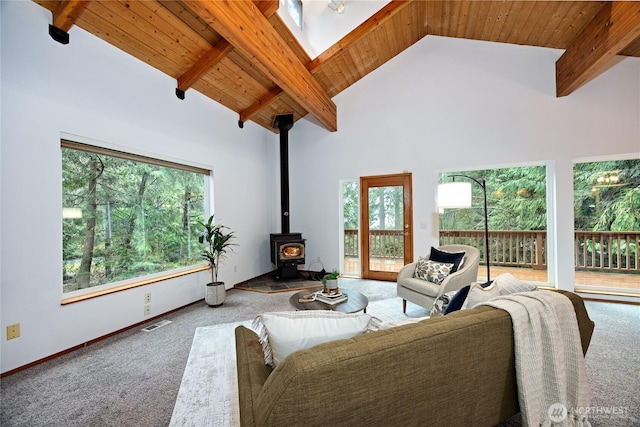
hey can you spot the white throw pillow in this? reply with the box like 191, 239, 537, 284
493, 273, 538, 295
462, 281, 501, 309
252, 311, 378, 367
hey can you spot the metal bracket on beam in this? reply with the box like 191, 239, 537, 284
175, 88, 185, 100
238, 120, 244, 129
49, 24, 69, 45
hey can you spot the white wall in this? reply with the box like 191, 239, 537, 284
0, 1, 276, 373
287, 35, 640, 287
2, 2, 640, 373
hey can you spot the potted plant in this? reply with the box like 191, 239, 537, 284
322, 269, 340, 294
198, 215, 237, 307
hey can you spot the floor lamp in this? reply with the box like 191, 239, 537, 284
437, 175, 491, 283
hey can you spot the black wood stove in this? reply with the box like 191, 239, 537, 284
270, 233, 305, 280
270, 114, 306, 280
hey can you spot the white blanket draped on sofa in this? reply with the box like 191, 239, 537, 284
481, 291, 591, 427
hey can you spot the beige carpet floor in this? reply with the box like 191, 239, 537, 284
1, 279, 638, 426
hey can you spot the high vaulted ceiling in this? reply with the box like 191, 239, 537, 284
34, 1, 640, 133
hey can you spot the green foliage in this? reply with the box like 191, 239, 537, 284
343, 181, 405, 231
321, 269, 340, 285
438, 160, 640, 233
197, 215, 237, 284
62, 147, 206, 292
342, 161, 639, 236
573, 159, 640, 232
367, 186, 404, 230
343, 181, 359, 229
439, 166, 547, 231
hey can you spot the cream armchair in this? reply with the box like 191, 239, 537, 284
397, 245, 480, 313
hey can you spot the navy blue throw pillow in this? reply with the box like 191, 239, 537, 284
429, 247, 465, 273
444, 285, 471, 314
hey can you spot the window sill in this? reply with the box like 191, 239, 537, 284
61, 265, 210, 305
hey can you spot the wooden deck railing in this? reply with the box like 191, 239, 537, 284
344, 229, 639, 273
575, 231, 640, 272
439, 230, 547, 269
344, 229, 403, 259
344, 229, 358, 257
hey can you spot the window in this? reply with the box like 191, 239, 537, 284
438, 166, 547, 283
342, 180, 360, 276
573, 158, 640, 294
62, 140, 208, 295
284, 0, 303, 29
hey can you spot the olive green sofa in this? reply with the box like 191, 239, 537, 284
235, 290, 594, 427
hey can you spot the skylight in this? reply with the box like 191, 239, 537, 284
285, 0, 303, 29
279, 0, 390, 58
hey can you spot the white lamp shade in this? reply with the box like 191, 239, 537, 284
438, 182, 472, 208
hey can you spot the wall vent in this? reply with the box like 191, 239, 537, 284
141, 319, 172, 332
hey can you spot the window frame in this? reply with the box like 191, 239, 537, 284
60, 134, 213, 304
572, 154, 640, 296
437, 163, 549, 284
284, 0, 303, 29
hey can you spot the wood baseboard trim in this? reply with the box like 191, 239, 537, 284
1, 299, 204, 378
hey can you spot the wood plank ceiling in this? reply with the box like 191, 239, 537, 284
34, 1, 640, 133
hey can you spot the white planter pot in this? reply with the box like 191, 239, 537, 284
205, 282, 226, 307
324, 279, 339, 294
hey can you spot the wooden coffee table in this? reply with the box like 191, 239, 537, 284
289, 288, 368, 314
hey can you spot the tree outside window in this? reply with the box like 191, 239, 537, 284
573, 159, 640, 284
439, 166, 547, 232
62, 142, 207, 293
438, 166, 547, 276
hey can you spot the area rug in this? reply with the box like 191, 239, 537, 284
169, 320, 251, 427
169, 298, 425, 426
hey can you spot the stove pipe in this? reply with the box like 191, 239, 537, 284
273, 114, 294, 234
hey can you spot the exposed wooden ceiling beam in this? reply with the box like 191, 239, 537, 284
176, 40, 234, 99
556, 1, 640, 97
53, 0, 89, 32
47, 0, 89, 44
239, 86, 284, 127
253, 0, 280, 18
183, 0, 337, 132
174, 0, 279, 100
239, 0, 411, 126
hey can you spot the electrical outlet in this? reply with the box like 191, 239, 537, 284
144, 293, 151, 304
144, 304, 151, 316
6, 323, 20, 340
